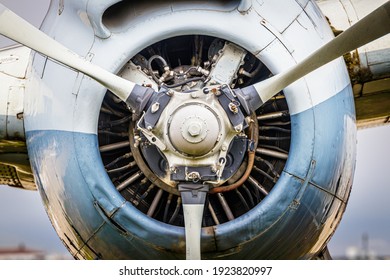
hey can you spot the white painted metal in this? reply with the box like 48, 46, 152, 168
296, 0, 310, 7
182, 204, 204, 260
168, 104, 221, 156
119, 61, 158, 91
0, 46, 31, 78
13, 0, 358, 136
317, 0, 390, 78
208, 42, 247, 86
0, 46, 32, 140
86, 0, 122, 38
20, 1, 275, 134
253, 1, 389, 109
0, 4, 137, 105
0, 2, 282, 140
255, 0, 304, 33
238, 0, 253, 13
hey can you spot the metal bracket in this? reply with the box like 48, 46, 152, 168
136, 112, 167, 151
143, 87, 172, 129
179, 183, 209, 205
217, 85, 247, 131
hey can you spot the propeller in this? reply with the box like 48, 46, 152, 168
1, 1, 389, 261
0, 4, 154, 113
1, 2, 389, 113
179, 184, 209, 260
237, 1, 390, 112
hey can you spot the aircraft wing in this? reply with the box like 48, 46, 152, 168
317, 0, 390, 129
0, 45, 35, 190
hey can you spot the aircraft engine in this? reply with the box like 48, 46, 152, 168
22, 0, 357, 259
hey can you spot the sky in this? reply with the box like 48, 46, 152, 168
0, 0, 389, 259
328, 126, 390, 258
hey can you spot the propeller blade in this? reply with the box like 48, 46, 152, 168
179, 184, 209, 260
242, 1, 390, 111
182, 204, 205, 260
0, 4, 152, 112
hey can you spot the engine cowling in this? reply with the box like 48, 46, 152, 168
24, 0, 356, 259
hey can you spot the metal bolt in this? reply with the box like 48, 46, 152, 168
188, 122, 202, 137
234, 124, 243, 132
133, 135, 141, 148
229, 102, 239, 114
214, 88, 222, 96
186, 172, 201, 183
151, 102, 160, 113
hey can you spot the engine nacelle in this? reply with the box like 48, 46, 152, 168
24, 0, 356, 259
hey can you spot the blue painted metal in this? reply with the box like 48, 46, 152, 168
26, 130, 184, 259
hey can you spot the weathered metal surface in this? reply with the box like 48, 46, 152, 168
318, 0, 390, 80
0, 46, 35, 190
355, 78, 390, 128
0, 46, 31, 141
20, 0, 356, 259
317, 0, 390, 129
0, 163, 22, 188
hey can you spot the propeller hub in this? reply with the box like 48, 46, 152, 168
168, 104, 220, 156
